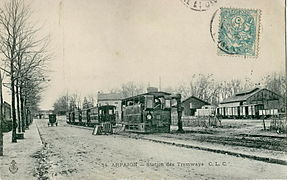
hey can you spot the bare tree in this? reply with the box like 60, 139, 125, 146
0, 71, 4, 155
53, 94, 69, 115
0, 0, 31, 142
0, 0, 50, 141
86, 94, 96, 107
121, 81, 145, 98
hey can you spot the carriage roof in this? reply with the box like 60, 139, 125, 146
82, 105, 116, 111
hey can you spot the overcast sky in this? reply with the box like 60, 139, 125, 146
1, 0, 285, 109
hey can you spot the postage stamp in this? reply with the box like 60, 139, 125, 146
217, 8, 261, 57
181, 0, 217, 12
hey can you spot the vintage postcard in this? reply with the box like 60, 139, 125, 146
0, 0, 286, 180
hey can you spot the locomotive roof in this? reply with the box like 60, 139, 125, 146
122, 91, 171, 101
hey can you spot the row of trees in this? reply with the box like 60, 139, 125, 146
53, 73, 286, 115
166, 72, 286, 105
53, 82, 146, 114
53, 93, 95, 115
0, 0, 49, 155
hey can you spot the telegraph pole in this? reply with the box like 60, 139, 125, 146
176, 94, 184, 133
0, 71, 4, 156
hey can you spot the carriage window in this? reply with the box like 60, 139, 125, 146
109, 109, 113, 115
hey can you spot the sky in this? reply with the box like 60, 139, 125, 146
1, 0, 285, 109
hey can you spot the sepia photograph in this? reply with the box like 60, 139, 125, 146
0, 0, 286, 179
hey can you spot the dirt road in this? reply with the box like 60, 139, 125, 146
33, 118, 287, 180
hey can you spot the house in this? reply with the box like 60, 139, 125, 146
181, 96, 210, 116
97, 92, 123, 123
37, 110, 53, 119
218, 88, 283, 118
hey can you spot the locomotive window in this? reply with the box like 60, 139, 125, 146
171, 99, 177, 107
154, 98, 161, 109
109, 109, 113, 114
145, 95, 154, 109
165, 99, 171, 108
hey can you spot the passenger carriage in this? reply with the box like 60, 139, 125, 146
67, 105, 116, 127
74, 108, 82, 125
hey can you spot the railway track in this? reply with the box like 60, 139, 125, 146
66, 123, 287, 166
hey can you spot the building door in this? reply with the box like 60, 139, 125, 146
190, 109, 196, 116
245, 106, 248, 117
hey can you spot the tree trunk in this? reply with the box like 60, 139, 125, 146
11, 61, 17, 143
0, 72, 4, 155
20, 86, 25, 132
16, 80, 21, 133
25, 99, 29, 129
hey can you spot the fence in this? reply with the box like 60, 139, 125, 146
171, 115, 222, 128
269, 114, 287, 133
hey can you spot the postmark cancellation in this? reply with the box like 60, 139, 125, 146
217, 8, 261, 58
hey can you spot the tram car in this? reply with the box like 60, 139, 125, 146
98, 105, 116, 126
67, 105, 116, 127
66, 111, 75, 124
48, 113, 57, 126
2, 101, 12, 132
71, 108, 83, 125
121, 91, 181, 133
81, 106, 100, 127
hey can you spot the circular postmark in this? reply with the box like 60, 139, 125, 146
181, 0, 218, 12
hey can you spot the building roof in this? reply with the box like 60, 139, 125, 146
182, 96, 210, 105
38, 110, 53, 114
220, 88, 264, 104
97, 93, 123, 101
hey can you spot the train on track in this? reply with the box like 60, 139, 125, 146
66, 91, 182, 133
66, 105, 116, 127
66, 87, 284, 133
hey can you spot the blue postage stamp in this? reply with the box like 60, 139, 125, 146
218, 8, 261, 57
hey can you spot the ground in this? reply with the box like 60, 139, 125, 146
31, 118, 287, 179
1, 117, 286, 180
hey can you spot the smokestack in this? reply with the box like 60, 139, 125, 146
147, 87, 158, 93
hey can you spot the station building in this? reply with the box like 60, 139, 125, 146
181, 96, 210, 116
218, 88, 283, 118
36, 110, 53, 119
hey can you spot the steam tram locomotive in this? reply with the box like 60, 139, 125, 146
121, 91, 181, 133
66, 105, 116, 127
